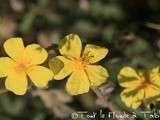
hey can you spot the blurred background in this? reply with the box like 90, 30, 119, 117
0, 0, 160, 120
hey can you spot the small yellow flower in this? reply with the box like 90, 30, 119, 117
0, 38, 53, 95
49, 34, 109, 95
118, 66, 160, 109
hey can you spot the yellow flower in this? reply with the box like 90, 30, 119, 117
118, 66, 160, 109
49, 34, 109, 95
0, 38, 53, 95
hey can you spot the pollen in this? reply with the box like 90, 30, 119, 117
14, 59, 31, 73
73, 58, 87, 71
140, 79, 150, 89
139, 71, 151, 89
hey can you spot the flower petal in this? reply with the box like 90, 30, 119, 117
25, 44, 48, 65
4, 38, 25, 60
83, 44, 108, 63
121, 87, 144, 109
85, 65, 109, 86
145, 85, 160, 99
150, 67, 160, 87
59, 34, 82, 58
27, 66, 53, 87
0, 57, 15, 77
5, 73, 27, 95
49, 56, 74, 80
118, 67, 141, 88
66, 70, 90, 95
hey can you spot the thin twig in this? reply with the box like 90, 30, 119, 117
91, 86, 134, 120
91, 86, 116, 111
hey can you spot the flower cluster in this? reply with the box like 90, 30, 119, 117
0, 34, 160, 110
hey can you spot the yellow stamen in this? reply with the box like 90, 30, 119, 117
82, 51, 94, 63
139, 72, 151, 89
72, 58, 87, 71
14, 59, 31, 73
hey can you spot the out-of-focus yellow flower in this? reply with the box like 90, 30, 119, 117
0, 38, 53, 95
49, 34, 109, 95
118, 66, 160, 109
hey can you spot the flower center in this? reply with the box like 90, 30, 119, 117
14, 59, 31, 73
73, 58, 86, 71
140, 79, 150, 89
139, 71, 151, 89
